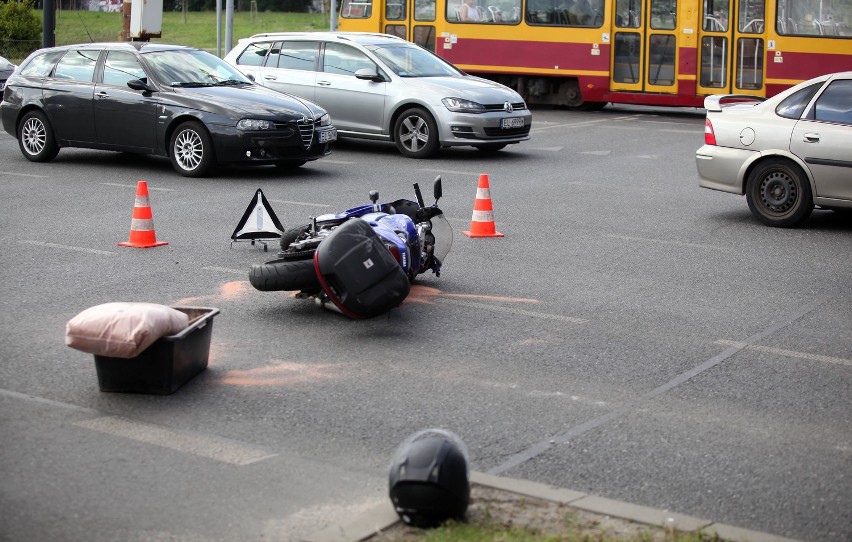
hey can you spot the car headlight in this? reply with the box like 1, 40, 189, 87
237, 119, 274, 131
317, 113, 331, 126
442, 98, 486, 113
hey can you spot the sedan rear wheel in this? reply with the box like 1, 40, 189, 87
745, 158, 813, 227
394, 107, 438, 158
170, 121, 214, 177
18, 111, 59, 162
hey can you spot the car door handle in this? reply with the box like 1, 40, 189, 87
317, 80, 331, 86
96, 91, 109, 99
803, 132, 820, 143
263, 75, 277, 81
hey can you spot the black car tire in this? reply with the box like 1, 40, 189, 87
394, 107, 439, 158
18, 110, 59, 162
249, 258, 320, 292
474, 143, 508, 152
745, 158, 814, 227
274, 160, 307, 170
170, 121, 214, 177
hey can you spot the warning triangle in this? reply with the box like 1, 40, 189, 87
231, 189, 285, 241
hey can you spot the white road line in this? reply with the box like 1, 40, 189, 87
101, 182, 174, 191
0, 171, 48, 178
74, 416, 277, 466
20, 240, 116, 255
441, 298, 587, 323
267, 199, 331, 207
203, 266, 248, 275
715, 340, 852, 367
607, 234, 729, 251
416, 168, 483, 176
318, 159, 357, 165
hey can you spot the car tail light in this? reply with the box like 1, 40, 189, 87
704, 119, 716, 145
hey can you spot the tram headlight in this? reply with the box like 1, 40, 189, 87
442, 98, 486, 113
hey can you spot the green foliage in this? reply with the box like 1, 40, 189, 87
0, 0, 42, 41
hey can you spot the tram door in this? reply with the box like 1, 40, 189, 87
610, 0, 679, 93
697, 0, 767, 96
382, 0, 438, 52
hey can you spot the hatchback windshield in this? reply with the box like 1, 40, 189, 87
143, 49, 252, 87
366, 44, 462, 78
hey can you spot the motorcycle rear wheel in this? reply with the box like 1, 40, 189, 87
249, 258, 319, 291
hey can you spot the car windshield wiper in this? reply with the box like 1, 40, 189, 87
170, 81, 214, 88
212, 79, 248, 86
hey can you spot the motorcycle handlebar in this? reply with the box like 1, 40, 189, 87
413, 183, 425, 208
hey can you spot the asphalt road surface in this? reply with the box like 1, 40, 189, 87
1, 104, 850, 541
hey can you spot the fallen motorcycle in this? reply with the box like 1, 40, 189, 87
249, 177, 451, 318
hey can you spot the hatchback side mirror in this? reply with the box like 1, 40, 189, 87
354, 68, 385, 83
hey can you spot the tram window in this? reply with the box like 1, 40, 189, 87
738, 0, 764, 33
385, 24, 406, 39
413, 25, 437, 52
775, 0, 852, 37
340, 0, 372, 18
615, 0, 640, 28
415, 0, 436, 20
650, 0, 676, 30
811, 80, 852, 125
702, 0, 729, 31
235, 42, 272, 67
700, 36, 728, 88
647, 34, 675, 85
386, 0, 405, 20
613, 32, 640, 83
525, 0, 604, 27
775, 83, 821, 119
448, 0, 521, 23
735, 38, 763, 90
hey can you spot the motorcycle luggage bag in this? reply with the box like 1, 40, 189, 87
314, 218, 410, 319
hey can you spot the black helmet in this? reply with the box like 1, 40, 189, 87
388, 429, 470, 527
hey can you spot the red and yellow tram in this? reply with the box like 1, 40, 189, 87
338, 0, 852, 107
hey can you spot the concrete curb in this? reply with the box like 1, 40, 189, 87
302, 471, 801, 542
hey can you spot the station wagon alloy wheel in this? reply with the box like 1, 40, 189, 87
170, 121, 213, 177
395, 108, 438, 158
18, 111, 58, 162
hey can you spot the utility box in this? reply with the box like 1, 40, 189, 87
129, 0, 163, 40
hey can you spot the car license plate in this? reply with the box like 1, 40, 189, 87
319, 129, 337, 143
501, 117, 524, 129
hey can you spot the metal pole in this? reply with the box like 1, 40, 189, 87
216, 0, 222, 57
43, 0, 56, 48
225, 0, 234, 54
330, 0, 337, 30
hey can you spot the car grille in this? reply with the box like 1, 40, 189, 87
484, 125, 531, 137
297, 119, 315, 149
483, 102, 527, 112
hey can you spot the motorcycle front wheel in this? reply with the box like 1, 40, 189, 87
249, 258, 320, 291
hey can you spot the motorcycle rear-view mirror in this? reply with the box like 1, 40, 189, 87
433, 176, 442, 203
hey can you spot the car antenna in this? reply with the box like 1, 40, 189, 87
77, 10, 95, 42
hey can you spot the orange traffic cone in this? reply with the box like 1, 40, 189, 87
462, 174, 504, 238
118, 181, 168, 248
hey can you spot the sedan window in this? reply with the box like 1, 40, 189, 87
102, 51, 147, 87
812, 80, 852, 125
775, 82, 821, 119
54, 49, 100, 82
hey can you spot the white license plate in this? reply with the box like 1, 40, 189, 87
319, 129, 337, 143
501, 117, 524, 129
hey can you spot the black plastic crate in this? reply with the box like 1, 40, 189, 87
94, 307, 220, 395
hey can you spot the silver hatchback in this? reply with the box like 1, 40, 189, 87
224, 32, 532, 158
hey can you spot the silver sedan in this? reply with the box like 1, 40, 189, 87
696, 71, 852, 227
225, 32, 532, 158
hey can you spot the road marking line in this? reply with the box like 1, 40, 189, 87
607, 234, 729, 251
488, 296, 827, 475
101, 182, 174, 191
661, 129, 703, 134
318, 159, 357, 165
715, 340, 852, 367
74, 416, 277, 466
20, 240, 116, 255
417, 168, 482, 176
0, 171, 48, 178
268, 199, 331, 207
203, 266, 248, 275
441, 298, 587, 323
